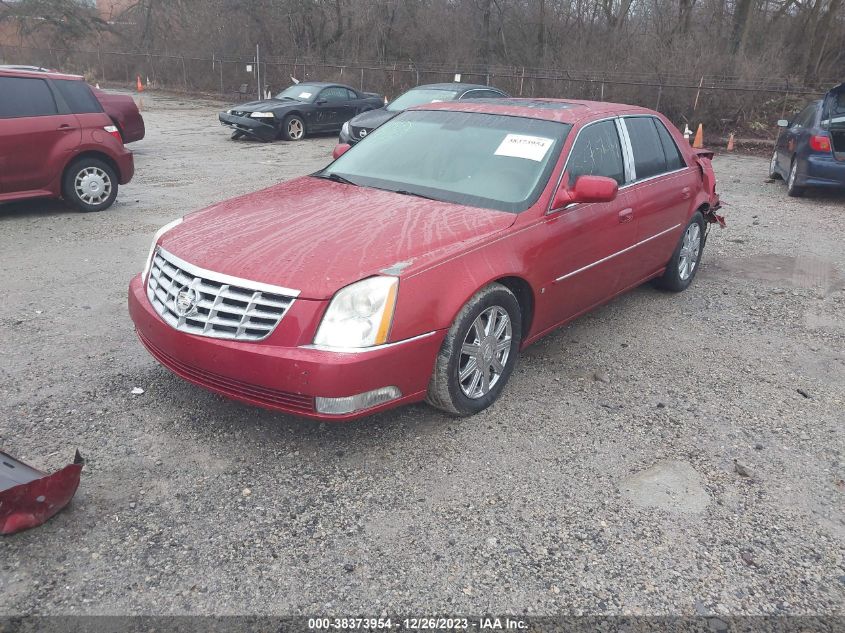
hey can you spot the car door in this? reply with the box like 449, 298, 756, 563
535, 118, 638, 331
0, 75, 81, 195
777, 104, 818, 167
315, 86, 352, 131
620, 115, 697, 279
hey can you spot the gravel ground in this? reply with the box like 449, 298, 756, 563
0, 91, 843, 617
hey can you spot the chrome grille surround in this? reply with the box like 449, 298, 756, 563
146, 247, 298, 342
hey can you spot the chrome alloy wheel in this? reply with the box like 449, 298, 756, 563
678, 222, 702, 281
75, 166, 112, 205
770, 152, 778, 177
788, 161, 797, 189
287, 118, 304, 139
458, 306, 512, 399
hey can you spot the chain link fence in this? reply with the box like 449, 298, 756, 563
1, 45, 833, 137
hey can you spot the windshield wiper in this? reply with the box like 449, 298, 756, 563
392, 189, 439, 201
314, 172, 359, 186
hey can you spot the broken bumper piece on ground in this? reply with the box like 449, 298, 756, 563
0, 450, 83, 535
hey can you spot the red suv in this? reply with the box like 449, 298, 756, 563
0, 68, 134, 212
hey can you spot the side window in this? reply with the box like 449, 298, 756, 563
319, 87, 349, 103
654, 118, 686, 171
344, 88, 359, 100
566, 120, 625, 186
53, 79, 102, 114
625, 117, 667, 180
792, 104, 816, 128
461, 90, 505, 99
0, 77, 58, 118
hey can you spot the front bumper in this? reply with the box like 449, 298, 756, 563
128, 275, 444, 421
218, 112, 277, 141
799, 154, 845, 188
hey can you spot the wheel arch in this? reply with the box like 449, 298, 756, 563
492, 276, 534, 343
62, 151, 122, 184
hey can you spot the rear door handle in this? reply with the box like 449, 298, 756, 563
681, 186, 691, 199
618, 208, 634, 223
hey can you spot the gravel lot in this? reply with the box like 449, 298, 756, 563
1, 91, 843, 618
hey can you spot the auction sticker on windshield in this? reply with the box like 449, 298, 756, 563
495, 134, 554, 161
299, 91, 313, 99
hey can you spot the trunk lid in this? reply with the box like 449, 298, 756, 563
822, 82, 845, 161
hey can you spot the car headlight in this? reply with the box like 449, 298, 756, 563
250, 111, 275, 119
142, 218, 183, 282
341, 121, 349, 136
226, 109, 233, 115
314, 277, 399, 348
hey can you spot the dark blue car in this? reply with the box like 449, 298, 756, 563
770, 81, 845, 196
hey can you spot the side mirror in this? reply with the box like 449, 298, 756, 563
552, 175, 618, 209
332, 143, 351, 160
777, 119, 789, 128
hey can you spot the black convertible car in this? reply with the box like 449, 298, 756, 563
220, 82, 384, 142
338, 82, 508, 145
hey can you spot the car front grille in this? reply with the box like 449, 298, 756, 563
146, 248, 297, 342
351, 126, 372, 140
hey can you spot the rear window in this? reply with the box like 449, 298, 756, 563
54, 79, 102, 114
654, 119, 686, 171
0, 76, 58, 118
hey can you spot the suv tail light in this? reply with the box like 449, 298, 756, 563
104, 125, 122, 142
809, 135, 831, 153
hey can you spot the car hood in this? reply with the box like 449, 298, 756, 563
227, 99, 304, 114
160, 177, 516, 300
348, 107, 397, 130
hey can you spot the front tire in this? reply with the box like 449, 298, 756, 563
281, 114, 305, 141
787, 159, 804, 197
426, 284, 521, 416
62, 157, 118, 212
655, 211, 706, 292
231, 130, 244, 140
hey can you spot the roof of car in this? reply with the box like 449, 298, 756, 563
414, 97, 656, 125
294, 81, 356, 90
0, 66, 84, 81
416, 82, 503, 92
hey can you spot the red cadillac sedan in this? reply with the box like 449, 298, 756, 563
128, 98, 722, 421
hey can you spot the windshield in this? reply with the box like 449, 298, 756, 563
274, 84, 320, 102
385, 88, 461, 112
320, 110, 571, 213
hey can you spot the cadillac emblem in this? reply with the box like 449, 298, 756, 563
175, 286, 199, 317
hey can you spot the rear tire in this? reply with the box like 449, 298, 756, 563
62, 157, 118, 212
787, 159, 804, 197
655, 211, 706, 292
281, 114, 306, 141
426, 284, 521, 417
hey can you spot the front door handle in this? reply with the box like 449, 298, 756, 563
681, 186, 691, 199
58, 124, 74, 132
618, 208, 634, 224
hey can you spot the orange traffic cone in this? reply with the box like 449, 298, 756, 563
136, 75, 144, 93
726, 132, 735, 151
692, 123, 704, 149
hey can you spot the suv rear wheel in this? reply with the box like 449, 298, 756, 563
62, 157, 118, 212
